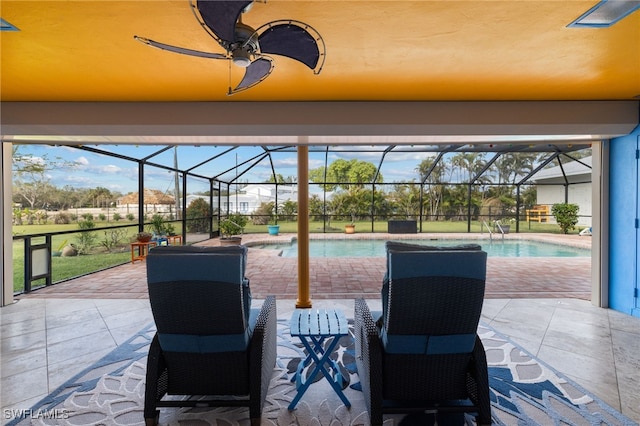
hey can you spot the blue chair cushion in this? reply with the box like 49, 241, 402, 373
147, 251, 244, 285
147, 246, 251, 325
148, 245, 248, 278
381, 247, 486, 320
158, 307, 260, 353
385, 241, 482, 253
388, 250, 487, 281
382, 241, 482, 289
381, 331, 477, 355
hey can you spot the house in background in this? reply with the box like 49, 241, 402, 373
532, 156, 592, 227
221, 184, 298, 214
117, 189, 176, 217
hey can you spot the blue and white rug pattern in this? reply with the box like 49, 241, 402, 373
8, 320, 637, 425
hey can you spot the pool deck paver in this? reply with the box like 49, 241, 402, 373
16, 233, 593, 301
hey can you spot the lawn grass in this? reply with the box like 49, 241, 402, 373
13, 222, 141, 293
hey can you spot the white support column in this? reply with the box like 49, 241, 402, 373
1, 142, 15, 306
593, 140, 609, 308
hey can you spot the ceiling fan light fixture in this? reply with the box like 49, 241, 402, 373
232, 48, 252, 67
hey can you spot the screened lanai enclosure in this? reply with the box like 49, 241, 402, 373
11, 141, 592, 293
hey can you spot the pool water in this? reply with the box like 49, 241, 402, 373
255, 239, 590, 258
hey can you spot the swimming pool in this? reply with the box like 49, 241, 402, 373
254, 239, 590, 258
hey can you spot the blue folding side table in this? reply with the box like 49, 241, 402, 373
288, 308, 351, 410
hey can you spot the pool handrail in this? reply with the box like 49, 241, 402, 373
482, 221, 505, 241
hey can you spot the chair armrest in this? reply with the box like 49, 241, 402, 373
354, 298, 384, 425
144, 333, 168, 420
469, 335, 492, 425
249, 296, 277, 418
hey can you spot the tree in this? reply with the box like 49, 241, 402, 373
329, 187, 370, 222
265, 173, 296, 184
12, 146, 76, 209
280, 200, 297, 221
390, 183, 421, 219
86, 187, 114, 208
492, 153, 540, 188
451, 152, 486, 183
417, 157, 447, 220
13, 180, 56, 210
308, 195, 325, 222
310, 159, 382, 191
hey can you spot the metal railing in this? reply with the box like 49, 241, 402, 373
494, 222, 507, 240
481, 220, 505, 241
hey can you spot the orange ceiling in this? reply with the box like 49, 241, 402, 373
2, 0, 640, 102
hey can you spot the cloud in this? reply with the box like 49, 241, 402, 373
75, 156, 90, 166
97, 164, 122, 174
272, 158, 299, 167
270, 157, 324, 170
58, 174, 96, 186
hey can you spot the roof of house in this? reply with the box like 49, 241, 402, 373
119, 189, 175, 204
533, 156, 592, 182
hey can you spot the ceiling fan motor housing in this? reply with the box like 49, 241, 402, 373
229, 23, 259, 67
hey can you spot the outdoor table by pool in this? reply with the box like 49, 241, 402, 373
130, 241, 157, 263
288, 308, 351, 410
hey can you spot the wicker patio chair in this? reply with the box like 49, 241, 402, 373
354, 242, 491, 425
144, 245, 277, 426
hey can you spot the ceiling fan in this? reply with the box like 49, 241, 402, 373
134, 0, 326, 95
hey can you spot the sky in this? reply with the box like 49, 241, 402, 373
13, 144, 437, 195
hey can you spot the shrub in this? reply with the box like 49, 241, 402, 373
75, 219, 98, 254
126, 213, 135, 221
82, 213, 94, 221
54, 212, 72, 224
150, 213, 167, 235
101, 228, 127, 252
186, 198, 210, 233
98, 213, 106, 221
251, 201, 274, 225
113, 213, 122, 221
551, 203, 579, 234
220, 213, 248, 237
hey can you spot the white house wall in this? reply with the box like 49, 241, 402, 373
536, 183, 592, 227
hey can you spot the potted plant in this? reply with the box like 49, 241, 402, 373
52, 239, 68, 257
267, 224, 280, 236
61, 243, 78, 257
150, 214, 167, 238
345, 211, 356, 234
494, 219, 510, 234
220, 213, 247, 245
136, 231, 153, 242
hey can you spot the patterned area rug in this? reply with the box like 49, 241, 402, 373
8, 320, 636, 426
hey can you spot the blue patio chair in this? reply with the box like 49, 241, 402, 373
355, 242, 491, 425
144, 245, 277, 426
